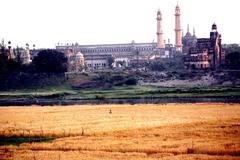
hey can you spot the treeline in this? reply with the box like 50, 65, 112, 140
148, 54, 185, 72
0, 49, 67, 90
221, 44, 240, 70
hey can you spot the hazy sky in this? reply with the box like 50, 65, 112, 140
0, 0, 239, 48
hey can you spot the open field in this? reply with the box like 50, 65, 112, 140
0, 103, 240, 159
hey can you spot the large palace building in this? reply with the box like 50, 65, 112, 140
55, 4, 224, 71
57, 42, 161, 70
56, 5, 182, 71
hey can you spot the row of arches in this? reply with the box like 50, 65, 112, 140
79, 46, 155, 54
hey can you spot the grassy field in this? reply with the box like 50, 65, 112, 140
0, 103, 240, 159
1, 86, 240, 103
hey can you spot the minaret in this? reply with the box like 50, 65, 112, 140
175, 4, 182, 51
156, 9, 164, 49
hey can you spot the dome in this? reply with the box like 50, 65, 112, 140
74, 52, 84, 67
75, 52, 84, 59
185, 24, 192, 37
185, 32, 192, 37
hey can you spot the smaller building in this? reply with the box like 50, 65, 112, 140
19, 44, 32, 64
84, 54, 112, 70
66, 49, 85, 72
185, 49, 209, 69
185, 23, 224, 70
114, 57, 129, 68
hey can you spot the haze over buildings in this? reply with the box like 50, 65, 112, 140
0, 0, 239, 48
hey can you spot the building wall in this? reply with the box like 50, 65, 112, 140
185, 49, 210, 69
85, 57, 109, 70
56, 42, 157, 57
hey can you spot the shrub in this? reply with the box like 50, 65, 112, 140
124, 77, 137, 85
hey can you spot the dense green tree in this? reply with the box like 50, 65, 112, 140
0, 49, 68, 90
0, 53, 22, 89
225, 51, 240, 70
223, 44, 240, 70
149, 55, 185, 71
223, 44, 240, 55
32, 49, 67, 73
0, 53, 21, 74
149, 61, 165, 71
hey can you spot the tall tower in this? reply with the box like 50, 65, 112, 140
175, 4, 182, 51
210, 23, 223, 69
156, 9, 164, 48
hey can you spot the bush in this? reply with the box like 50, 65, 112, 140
149, 61, 165, 71
95, 95, 105, 100
225, 52, 240, 70
148, 56, 186, 72
124, 77, 137, 85
0, 72, 67, 90
91, 72, 138, 87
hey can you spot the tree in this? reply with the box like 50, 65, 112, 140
149, 61, 165, 71
107, 56, 115, 68
0, 53, 22, 90
124, 77, 137, 85
148, 56, 185, 71
225, 51, 240, 70
224, 44, 240, 56
0, 53, 20, 75
32, 49, 67, 73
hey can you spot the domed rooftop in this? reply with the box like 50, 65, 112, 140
75, 52, 84, 59
184, 24, 192, 37
185, 32, 192, 37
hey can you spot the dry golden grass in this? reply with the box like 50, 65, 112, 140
0, 103, 240, 159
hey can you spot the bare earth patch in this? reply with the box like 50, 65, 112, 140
0, 103, 239, 159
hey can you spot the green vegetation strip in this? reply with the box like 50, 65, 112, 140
1, 86, 240, 100
0, 137, 55, 146
77, 86, 240, 99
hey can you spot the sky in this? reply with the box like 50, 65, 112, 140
0, 0, 239, 48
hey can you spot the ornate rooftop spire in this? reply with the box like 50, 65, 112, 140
212, 23, 217, 31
